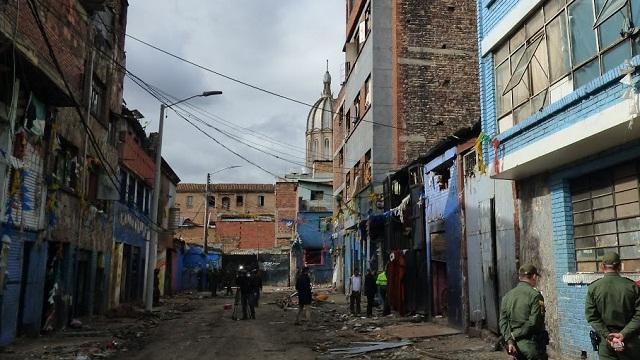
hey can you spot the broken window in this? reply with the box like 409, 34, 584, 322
569, 0, 598, 65
493, 0, 637, 132
311, 191, 324, 201
594, 0, 628, 28
53, 139, 79, 191
90, 78, 105, 119
304, 249, 323, 266
236, 195, 244, 207
546, 12, 571, 82
186, 195, 193, 209
257, 195, 265, 207
503, 36, 543, 95
221, 196, 230, 210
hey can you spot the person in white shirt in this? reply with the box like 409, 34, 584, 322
348, 269, 362, 315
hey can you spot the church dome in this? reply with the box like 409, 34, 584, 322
306, 70, 335, 133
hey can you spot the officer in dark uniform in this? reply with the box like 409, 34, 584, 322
499, 264, 548, 360
585, 252, 640, 360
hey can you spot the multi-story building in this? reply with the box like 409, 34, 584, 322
332, 0, 480, 288
0, 0, 128, 344
477, 0, 640, 357
175, 183, 276, 274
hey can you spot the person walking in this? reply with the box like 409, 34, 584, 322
499, 264, 548, 360
295, 267, 312, 325
364, 269, 377, 317
349, 269, 362, 316
376, 267, 389, 315
585, 252, 640, 359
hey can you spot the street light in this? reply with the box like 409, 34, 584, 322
204, 165, 242, 255
145, 90, 222, 311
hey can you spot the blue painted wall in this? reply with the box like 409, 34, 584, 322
297, 211, 333, 283
0, 229, 43, 346
424, 148, 464, 327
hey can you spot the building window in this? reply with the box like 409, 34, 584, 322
90, 79, 105, 119
311, 191, 324, 201
364, 150, 372, 184
304, 249, 323, 265
364, 75, 372, 108
136, 179, 144, 212
53, 139, 79, 191
222, 196, 230, 210
236, 195, 244, 207
208, 195, 215, 207
346, 172, 352, 199
494, 0, 637, 129
258, 195, 265, 207
186, 196, 193, 209
345, 109, 351, 134
353, 93, 360, 120
313, 140, 319, 158
571, 161, 640, 273
324, 138, 330, 159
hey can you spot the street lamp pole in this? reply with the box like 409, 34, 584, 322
145, 91, 222, 311
203, 165, 241, 255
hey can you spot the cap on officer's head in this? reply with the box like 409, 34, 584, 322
519, 264, 539, 277
602, 252, 621, 266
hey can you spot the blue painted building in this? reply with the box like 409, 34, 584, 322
478, 0, 640, 357
297, 211, 333, 284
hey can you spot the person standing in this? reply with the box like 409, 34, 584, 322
364, 269, 377, 317
225, 269, 234, 296
349, 269, 362, 316
585, 252, 640, 359
210, 268, 219, 297
376, 267, 389, 315
499, 264, 548, 360
250, 269, 263, 309
295, 267, 312, 325
235, 269, 253, 320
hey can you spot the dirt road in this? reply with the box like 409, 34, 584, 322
2, 289, 511, 359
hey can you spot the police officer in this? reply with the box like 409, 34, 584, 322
585, 252, 640, 359
499, 264, 548, 360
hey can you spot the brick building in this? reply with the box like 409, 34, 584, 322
332, 0, 480, 290
477, 0, 640, 357
0, 0, 128, 345
175, 183, 275, 247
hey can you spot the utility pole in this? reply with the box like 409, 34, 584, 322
144, 91, 222, 312
145, 103, 165, 312
204, 173, 211, 254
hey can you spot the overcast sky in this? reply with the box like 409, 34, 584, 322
123, 0, 344, 184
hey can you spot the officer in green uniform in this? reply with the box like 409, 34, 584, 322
585, 252, 640, 360
499, 264, 548, 360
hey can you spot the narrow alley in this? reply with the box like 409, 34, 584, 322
1, 289, 509, 360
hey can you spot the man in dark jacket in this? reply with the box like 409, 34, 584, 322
235, 269, 253, 320
295, 267, 312, 325
364, 269, 377, 317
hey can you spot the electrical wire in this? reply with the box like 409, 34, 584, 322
25, 0, 403, 170
25, 0, 167, 232
31, 0, 405, 131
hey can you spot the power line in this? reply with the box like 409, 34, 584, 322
24, 0, 166, 233
25, 0, 403, 175
126, 33, 404, 130
30, 0, 405, 131
25, 0, 404, 169
125, 73, 288, 181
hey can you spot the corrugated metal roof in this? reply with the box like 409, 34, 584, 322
177, 183, 275, 193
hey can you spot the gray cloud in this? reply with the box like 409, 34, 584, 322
123, 0, 343, 184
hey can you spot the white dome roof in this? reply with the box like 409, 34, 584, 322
306, 70, 335, 133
